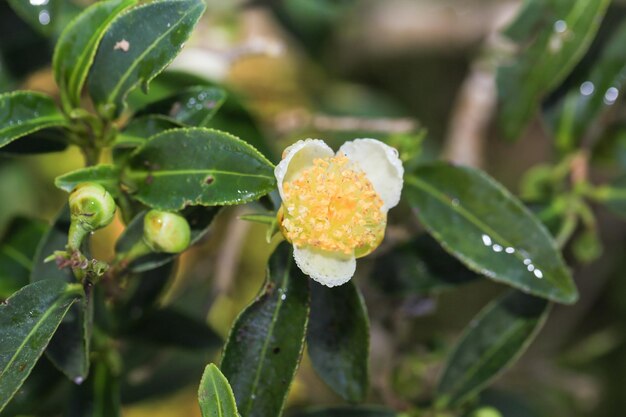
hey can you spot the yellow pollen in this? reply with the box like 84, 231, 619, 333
281, 154, 385, 254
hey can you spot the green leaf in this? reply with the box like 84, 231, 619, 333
198, 364, 239, 417
548, 21, 626, 151
0, 279, 82, 412
31, 206, 92, 382
87, 0, 206, 118
0, 356, 68, 417
55, 165, 121, 197
0, 217, 47, 299
220, 242, 310, 417
126, 308, 221, 351
497, 0, 610, 140
122, 128, 276, 211
406, 163, 578, 304
0, 128, 69, 155
0, 92, 67, 149
53, 0, 137, 108
437, 291, 550, 406
596, 176, 626, 219
371, 234, 479, 295
136, 86, 227, 127
291, 407, 398, 417
307, 280, 369, 402
67, 359, 120, 417
113, 115, 181, 164
115, 206, 220, 273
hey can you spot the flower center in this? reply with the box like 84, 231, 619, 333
281, 154, 385, 255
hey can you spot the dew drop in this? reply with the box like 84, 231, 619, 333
38, 10, 50, 25
482, 234, 492, 246
604, 87, 619, 105
492, 244, 503, 253
580, 81, 595, 96
553, 20, 567, 33
505, 247, 515, 254
534, 269, 543, 279
73, 376, 84, 385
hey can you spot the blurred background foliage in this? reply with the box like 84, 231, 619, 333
4, 0, 626, 416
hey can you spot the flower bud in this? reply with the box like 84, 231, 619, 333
69, 183, 116, 232
143, 210, 191, 254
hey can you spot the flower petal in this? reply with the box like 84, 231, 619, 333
274, 139, 334, 201
293, 245, 356, 287
338, 138, 404, 211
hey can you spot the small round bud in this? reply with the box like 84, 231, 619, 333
69, 183, 116, 232
143, 210, 191, 254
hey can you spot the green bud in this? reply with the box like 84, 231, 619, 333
69, 183, 116, 232
143, 210, 191, 254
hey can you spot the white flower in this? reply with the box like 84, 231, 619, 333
274, 138, 404, 287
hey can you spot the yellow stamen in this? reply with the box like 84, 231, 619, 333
281, 154, 385, 254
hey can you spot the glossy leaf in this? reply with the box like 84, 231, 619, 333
0, 92, 67, 149
406, 163, 577, 304
198, 364, 239, 417
548, 22, 626, 151
437, 291, 550, 406
53, 0, 137, 108
87, 0, 206, 118
31, 206, 92, 382
0, 279, 82, 412
115, 206, 220, 272
0, 217, 47, 298
0, 356, 68, 417
55, 165, 121, 197
307, 280, 369, 402
136, 86, 227, 127
497, 0, 610, 140
291, 407, 397, 417
0, 128, 68, 155
113, 115, 181, 164
220, 242, 310, 417
371, 234, 479, 295
123, 128, 275, 211
67, 359, 120, 417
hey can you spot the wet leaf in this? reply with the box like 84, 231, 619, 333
0, 279, 82, 412
136, 86, 227, 127
55, 165, 121, 197
0, 92, 67, 149
87, 0, 206, 118
53, 0, 137, 108
548, 21, 626, 151
437, 291, 550, 406
307, 280, 369, 402
406, 163, 577, 304
497, 0, 610, 140
198, 364, 239, 417
122, 128, 275, 211
0, 217, 47, 299
220, 242, 310, 417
